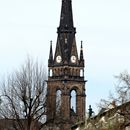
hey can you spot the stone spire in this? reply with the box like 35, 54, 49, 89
47, 1, 86, 129
58, 0, 75, 33
79, 41, 84, 67
80, 41, 84, 60
48, 41, 53, 66
54, 0, 78, 64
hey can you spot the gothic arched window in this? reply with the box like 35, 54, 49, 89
70, 90, 77, 112
56, 89, 62, 114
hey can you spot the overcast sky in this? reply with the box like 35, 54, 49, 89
0, 0, 130, 113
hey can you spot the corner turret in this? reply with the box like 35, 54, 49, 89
48, 41, 53, 66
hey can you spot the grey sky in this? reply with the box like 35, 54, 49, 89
0, 0, 130, 113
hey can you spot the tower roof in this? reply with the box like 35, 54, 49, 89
80, 41, 84, 61
54, 0, 78, 65
58, 0, 75, 33
48, 41, 53, 66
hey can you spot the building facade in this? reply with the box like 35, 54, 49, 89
86, 102, 130, 130
46, 0, 86, 129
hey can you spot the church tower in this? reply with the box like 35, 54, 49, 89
47, 0, 86, 129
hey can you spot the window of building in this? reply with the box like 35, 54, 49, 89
70, 90, 77, 112
80, 69, 84, 77
56, 90, 62, 114
49, 69, 52, 77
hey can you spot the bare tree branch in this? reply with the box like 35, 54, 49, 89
0, 57, 47, 130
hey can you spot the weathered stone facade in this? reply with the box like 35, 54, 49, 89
46, 0, 86, 129
86, 102, 130, 130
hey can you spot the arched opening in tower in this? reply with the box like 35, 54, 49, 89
56, 89, 62, 115
70, 90, 77, 113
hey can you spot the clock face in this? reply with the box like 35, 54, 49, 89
71, 55, 77, 63
56, 55, 62, 63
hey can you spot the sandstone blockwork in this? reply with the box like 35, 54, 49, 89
47, 0, 86, 129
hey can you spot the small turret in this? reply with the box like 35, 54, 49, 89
48, 41, 53, 66
79, 41, 84, 67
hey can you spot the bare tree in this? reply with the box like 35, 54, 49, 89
0, 57, 47, 130
96, 71, 130, 129
98, 71, 130, 107
114, 71, 130, 104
